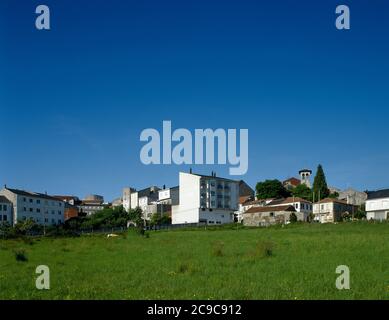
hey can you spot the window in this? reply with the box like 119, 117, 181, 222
29, 208, 33, 212
37, 208, 41, 213
58, 219, 62, 224
59, 202, 62, 207
3, 215, 7, 221
37, 199, 41, 204
29, 199, 33, 203
58, 211, 61, 215
45, 218, 48, 223
23, 207, 27, 212
2, 205, 6, 211
23, 197, 26, 202
270, 212, 274, 217
52, 210, 55, 215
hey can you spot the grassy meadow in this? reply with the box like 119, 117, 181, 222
0, 222, 389, 300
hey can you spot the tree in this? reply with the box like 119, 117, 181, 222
256, 180, 291, 200
312, 164, 330, 200
289, 212, 298, 223
291, 184, 313, 201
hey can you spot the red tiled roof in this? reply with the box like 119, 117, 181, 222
245, 205, 296, 214
283, 177, 301, 186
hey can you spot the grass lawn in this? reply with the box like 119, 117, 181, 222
0, 222, 389, 300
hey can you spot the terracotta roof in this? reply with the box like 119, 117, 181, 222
315, 198, 349, 205
283, 177, 301, 186
239, 196, 253, 205
245, 205, 296, 214
281, 197, 312, 204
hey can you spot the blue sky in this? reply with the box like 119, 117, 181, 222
1, 0, 388, 201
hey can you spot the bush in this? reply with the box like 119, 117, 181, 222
289, 212, 298, 223
212, 241, 225, 257
248, 241, 274, 259
14, 249, 28, 262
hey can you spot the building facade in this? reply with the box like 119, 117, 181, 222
172, 172, 239, 225
268, 197, 312, 222
366, 189, 389, 221
243, 205, 297, 227
0, 196, 12, 224
338, 188, 367, 206
0, 187, 65, 226
313, 198, 356, 223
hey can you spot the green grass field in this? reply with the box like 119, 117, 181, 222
1, 222, 389, 300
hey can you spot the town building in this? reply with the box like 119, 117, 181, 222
299, 169, 312, 188
313, 198, 356, 223
78, 194, 106, 216
111, 197, 123, 208
0, 187, 65, 226
283, 177, 301, 190
268, 197, 313, 222
122, 186, 160, 212
338, 188, 367, 206
172, 171, 239, 225
0, 196, 12, 224
53, 196, 81, 221
243, 205, 297, 227
158, 186, 179, 205
365, 189, 389, 221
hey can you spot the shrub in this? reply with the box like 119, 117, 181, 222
14, 249, 28, 262
212, 241, 225, 257
289, 212, 298, 223
248, 241, 274, 259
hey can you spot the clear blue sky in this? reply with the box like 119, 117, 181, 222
1, 0, 388, 201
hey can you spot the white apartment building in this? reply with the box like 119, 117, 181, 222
0, 196, 12, 224
172, 172, 239, 225
366, 189, 389, 221
0, 187, 65, 226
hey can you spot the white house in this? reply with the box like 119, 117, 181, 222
0, 187, 65, 226
172, 172, 239, 225
366, 189, 389, 221
0, 196, 12, 225
268, 197, 313, 222
313, 198, 356, 223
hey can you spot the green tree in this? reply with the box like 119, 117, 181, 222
256, 180, 291, 200
289, 212, 298, 223
291, 184, 313, 201
312, 164, 330, 200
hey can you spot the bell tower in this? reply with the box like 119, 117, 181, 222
299, 169, 312, 188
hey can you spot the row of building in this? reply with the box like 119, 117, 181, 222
1, 169, 389, 227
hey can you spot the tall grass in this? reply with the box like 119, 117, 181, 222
0, 222, 389, 300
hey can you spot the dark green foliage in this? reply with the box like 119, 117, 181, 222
289, 212, 298, 223
256, 180, 291, 200
291, 184, 313, 201
312, 164, 330, 200
14, 249, 28, 262
150, 213, 172, 226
